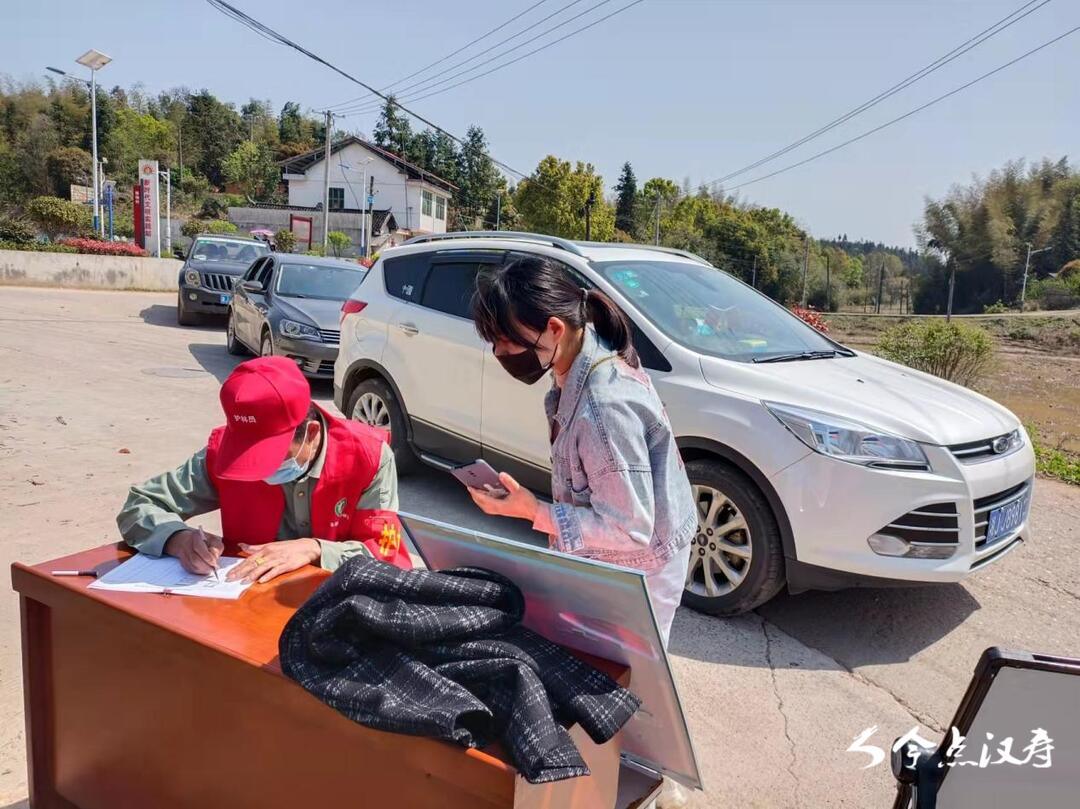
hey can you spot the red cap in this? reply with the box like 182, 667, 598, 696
216, 357, 312, 481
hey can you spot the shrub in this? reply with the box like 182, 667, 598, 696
982, 300, 1007, 314
0, 240, 77, 254
875, 320, 993, 386
181, 218, 239, 238
1059, 259, 1080, 279
1030, 278, 1080, 311
274, 228, 296, 253
26, 196, 91, 241
58, 238, 147, 257
305, 246, 326, 257
789, 305, 830, 333
0, 217, 37, 245
327, 231, 351, 257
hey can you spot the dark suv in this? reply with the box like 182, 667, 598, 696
177, 234, 270, 325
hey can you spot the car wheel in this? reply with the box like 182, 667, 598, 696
177, 292, 200, 326
260, 331, 274, 357
347, 378, 417, 475
680, 459, 785, 616
225, 311, 247, 355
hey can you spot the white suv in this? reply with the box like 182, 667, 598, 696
335, 232, 1035, 614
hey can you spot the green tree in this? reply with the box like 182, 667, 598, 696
455, 126, 501, 230
372, 97, 415, 159
26, 195, 90, 240
222, 141, 279, 201
184, 91, 243, 187
613, 162, 637, 238
327, 230, 351, 257
46, 146, 91, 197
107, 108, 174, 182
514, 155, 614, 241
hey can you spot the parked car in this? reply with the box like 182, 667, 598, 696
334, 232, 1035, 615
177, 234, 270, 325
227, 254, 367, 378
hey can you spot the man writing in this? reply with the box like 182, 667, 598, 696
116, 356, 410, 583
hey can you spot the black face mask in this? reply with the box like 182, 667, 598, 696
496, 330, 556, 385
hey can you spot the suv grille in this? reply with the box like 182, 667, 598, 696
948, 433, 1013, 463
879, 502, 959, 544
317, 328, 340, 343
974, 480, 1031, 549
202, 273, 235, 292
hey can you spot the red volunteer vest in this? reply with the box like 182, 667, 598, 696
205, 405, 411, 569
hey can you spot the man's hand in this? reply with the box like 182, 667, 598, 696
164, 528, 224, 575
468, 472, 539, 522
226, 539, 321, 584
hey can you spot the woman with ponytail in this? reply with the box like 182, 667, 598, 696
468, 255, 697, 646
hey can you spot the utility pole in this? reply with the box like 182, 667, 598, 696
177, 125, 183, 181
321, 110, 333, 254
654, 191, 662, 245
800, 237, 810, 306
825, 253, 831, 312
751, 256, 757, 289
364, 175, 374, 260
876, 260, 885, 314
584, 189, 597, 241
946, 262, 956, 322
160, 167, 172, 256
495, 190, 502, 230
1020, 243, 1051, 310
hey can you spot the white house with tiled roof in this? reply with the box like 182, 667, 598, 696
280, 137, 456, 236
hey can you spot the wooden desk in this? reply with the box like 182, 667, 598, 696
13, 545, 659, 809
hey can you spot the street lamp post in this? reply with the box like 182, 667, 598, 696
1020, 243, 1051, 310
48, 50, 111, 237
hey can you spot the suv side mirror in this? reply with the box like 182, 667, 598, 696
239, 280, 265, 294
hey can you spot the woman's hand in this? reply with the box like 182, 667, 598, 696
226, 539, 321, 584
468, 472, 539, 523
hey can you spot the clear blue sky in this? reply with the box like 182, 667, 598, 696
2, 0, 1076, 246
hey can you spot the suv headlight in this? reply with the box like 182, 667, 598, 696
184, 269, 201, 287
279, 319, 321, 341
764, 402, 929, 470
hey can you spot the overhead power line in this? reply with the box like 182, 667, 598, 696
336, 0, 619, 115
339, 0, 647, 117
707, 0, 1052, 189
719, 23, 1080, 193
324, 0, 554, 111
204, 0, 541, 184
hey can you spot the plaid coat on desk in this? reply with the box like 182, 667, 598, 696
279, 556, 641, 784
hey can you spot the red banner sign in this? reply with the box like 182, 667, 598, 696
133, 185, 143, 248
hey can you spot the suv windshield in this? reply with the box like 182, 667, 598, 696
276, 263, 366, 301
189, 238, 269, 264
593, 259, 840, 362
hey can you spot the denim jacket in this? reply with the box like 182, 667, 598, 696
542, 328, 697, 573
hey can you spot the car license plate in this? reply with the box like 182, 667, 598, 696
219, 294, 232, 305
986, 491, 1030, 543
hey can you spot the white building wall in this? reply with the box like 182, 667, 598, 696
285, 143, 451, 235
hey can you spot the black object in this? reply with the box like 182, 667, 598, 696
279, 556, 641, 784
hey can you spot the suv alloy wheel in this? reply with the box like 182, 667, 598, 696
681, 459, 785, 616
225, 311, 247, 356
347, 378, 417, 474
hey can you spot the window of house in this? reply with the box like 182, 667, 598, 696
328, 187, 345, 211
435, 195, 446, 221
422, 189, 433, 217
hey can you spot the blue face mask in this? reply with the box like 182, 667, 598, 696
264, 433, 312, 485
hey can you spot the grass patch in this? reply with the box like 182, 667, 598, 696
1027, 424, 1080, 486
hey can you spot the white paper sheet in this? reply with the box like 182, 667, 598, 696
88, 554, 253, 600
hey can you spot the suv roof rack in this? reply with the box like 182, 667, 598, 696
402, 231, 585, 256
575, 241, 712, 267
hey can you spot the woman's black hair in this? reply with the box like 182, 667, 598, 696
472, 255, 639, 368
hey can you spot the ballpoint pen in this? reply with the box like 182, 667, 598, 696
199, 526, 222, 582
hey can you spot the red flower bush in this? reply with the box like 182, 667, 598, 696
59, 238, 147, 257
789, 305, 830, 333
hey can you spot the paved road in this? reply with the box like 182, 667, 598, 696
1, 287, 1077, 808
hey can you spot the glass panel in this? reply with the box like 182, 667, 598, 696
276, 263, 366, 301
420, 262, 480, 319
435, 196, 446, 220
328, 187, 345, 211
422, 190, 433, 217
189, 238, 270, 264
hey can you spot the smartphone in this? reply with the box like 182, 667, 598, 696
451, 459, 508, 498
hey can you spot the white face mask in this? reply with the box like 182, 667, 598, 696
264, 429, 313, 485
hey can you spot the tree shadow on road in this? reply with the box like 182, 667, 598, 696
138, 304, 225, 331
671, 582, 980, 670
